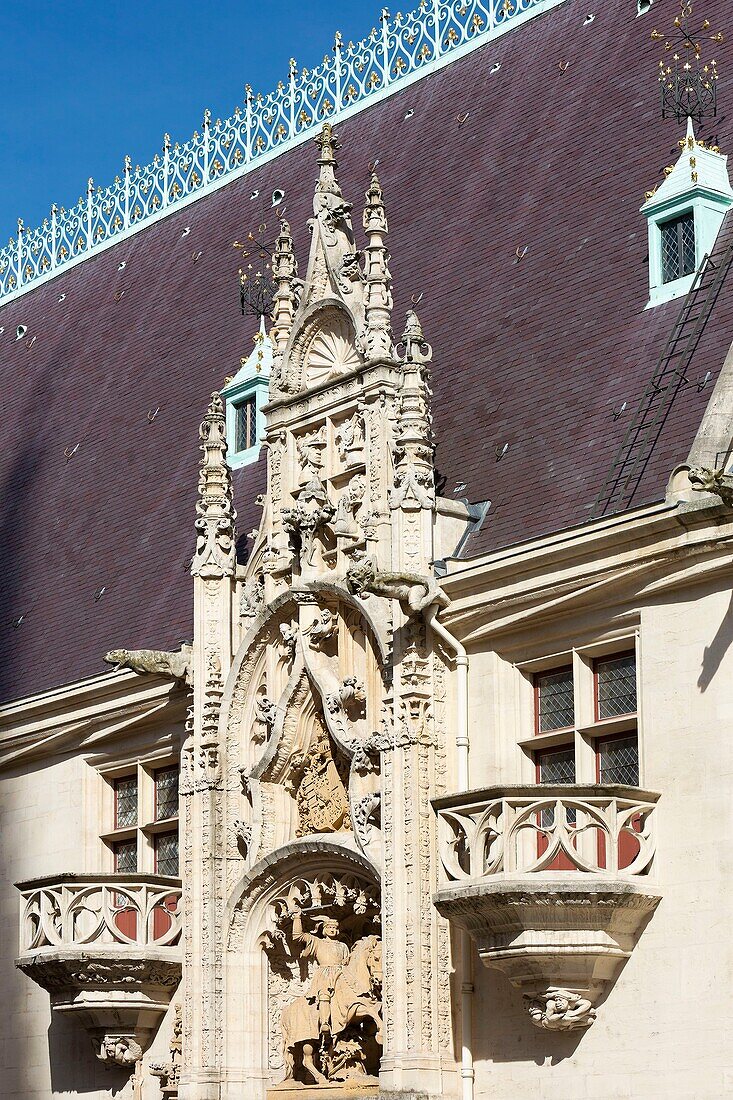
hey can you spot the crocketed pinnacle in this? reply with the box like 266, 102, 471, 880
362, 169, 393, 360
191, 391, 237, 578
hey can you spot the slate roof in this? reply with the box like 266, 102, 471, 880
1, 0, 733, 705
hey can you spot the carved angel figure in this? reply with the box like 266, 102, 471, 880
524, 988, 597, 1031
95, 1033, 143, 1068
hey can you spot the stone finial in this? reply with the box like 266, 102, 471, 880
271, 219, 299, 355
361, 170, 393, 360
191, 392, 237, 578
389, 310, 435, 510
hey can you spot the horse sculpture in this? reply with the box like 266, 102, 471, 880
281, 935, 383, 1084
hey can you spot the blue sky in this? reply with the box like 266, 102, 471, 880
0, 1, 379, 236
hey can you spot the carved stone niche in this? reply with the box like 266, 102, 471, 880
433, 785, 662, 1030
262, 871, 382, 1097
15, 875, 182, 1070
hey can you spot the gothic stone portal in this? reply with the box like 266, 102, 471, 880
262, 874, 382, 1090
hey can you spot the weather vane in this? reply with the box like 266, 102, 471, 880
653, 1, 723, 124
232, 223, 276, 321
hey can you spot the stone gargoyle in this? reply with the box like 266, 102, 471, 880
346, 556, 449, 615
688, 465, 733, 507
103, 645, 192, 684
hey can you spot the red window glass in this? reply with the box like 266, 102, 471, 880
534, 668, 574, 733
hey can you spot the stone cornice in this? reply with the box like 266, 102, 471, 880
441, 498, 733, 643
0, 667, 183, 772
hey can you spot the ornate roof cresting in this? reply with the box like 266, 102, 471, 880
0, 0, 560, 309
191, 392, 237, 578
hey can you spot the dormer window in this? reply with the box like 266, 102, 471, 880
641, 119, 733, 308
221, 320, 272, 468
660, 212, 696, 284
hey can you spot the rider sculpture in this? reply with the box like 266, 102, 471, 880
280, 902, 382, 1084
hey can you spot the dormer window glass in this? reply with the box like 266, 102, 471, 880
661, 212, 696, 284
235, 396, 257, 454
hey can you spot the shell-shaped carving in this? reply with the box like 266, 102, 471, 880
306, 312, 361, 385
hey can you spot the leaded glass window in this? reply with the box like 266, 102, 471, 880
535, 668, 574, 732
155, 832, 179, 876
155, 767, 179, 822
114, 775, 138, 828
235, 397, 257, 453
661, 212, 696, 284
113, 838, 137, 874
596, 653, 637, 719
537, 747, 576, 784
598, 735, 639, 785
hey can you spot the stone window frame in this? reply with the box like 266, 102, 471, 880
99, 755, 180, 875
514, 632, 641, 788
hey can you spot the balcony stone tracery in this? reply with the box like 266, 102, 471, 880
433, 785, 662, 1031
15, 874, 182, 1069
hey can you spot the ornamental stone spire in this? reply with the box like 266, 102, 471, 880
271, 219, 298, 355
362, 170, 393, 360
389, 311, 436, 511
191, 391, 237, 578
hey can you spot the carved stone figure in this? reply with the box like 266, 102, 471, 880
328, 677, 367, 720
346, 556, 449, 614
280, 904, 383, 1084
524, 988, 597, 1031
336, 411, 366, 466
94, 1033, 143, 1068
150, 1004, 182, 1096
279, 623, 298, 666
252, 695, 277, 745
307, 607, 338, 650
240, 574, 265, 621
103, 645, 192, 683
688, 465, 733, 506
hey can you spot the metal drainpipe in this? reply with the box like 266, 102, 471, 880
425, 604, 474, 1100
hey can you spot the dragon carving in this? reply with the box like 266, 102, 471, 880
346, 557, 448, 615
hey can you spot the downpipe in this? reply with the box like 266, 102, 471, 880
425, 604, 474, 1100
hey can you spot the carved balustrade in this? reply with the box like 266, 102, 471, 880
436, 784, 658, 881
16, 874, 182, 1069
19, 874, 183, 950
433, 785, 662, 1031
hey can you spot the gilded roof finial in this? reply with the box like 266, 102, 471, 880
654, 0, 722, 123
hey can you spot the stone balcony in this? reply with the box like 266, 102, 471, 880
16, 874, 182, 1068
432, 785, 661, 1031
